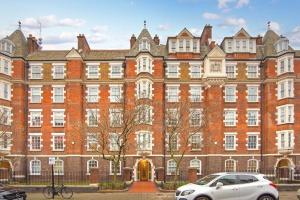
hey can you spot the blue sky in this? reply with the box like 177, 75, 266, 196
0, 0, 299, 50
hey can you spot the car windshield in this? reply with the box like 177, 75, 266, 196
195, 175, 220, 185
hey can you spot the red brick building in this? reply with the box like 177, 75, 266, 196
0, 23, 299, 181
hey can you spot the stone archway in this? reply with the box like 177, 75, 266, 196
0, 159, 12, 182
275, 158, 295, 180
133, 158, 155, 181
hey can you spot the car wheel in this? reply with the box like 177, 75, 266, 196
195, 196, 210, 200
258, 195, 275, 200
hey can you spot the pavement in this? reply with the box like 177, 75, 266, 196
27, 191, 298, 200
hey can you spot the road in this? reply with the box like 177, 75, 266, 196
27, 191, 298, 200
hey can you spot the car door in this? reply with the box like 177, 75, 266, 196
210, 175, 240, 200
237, 175, 261, 200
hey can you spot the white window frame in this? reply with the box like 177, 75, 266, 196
30, 65, 42, 79
247, 65, 259, 78
109, 63, 123, 78
224, 85, 237, 102
277, 104, 294, 124
276, 130, 294, 150
136, 56, 152, 74
86, 109, 99, 127
52, 65, 65, 79
54, 159, 64, 175
190, 133, 202, 150
87, 159, 98, 174
52, 86, 64, 103
136, 131, 152, 151
109, 161, 121, 175
109, 84, 122, 102
247, 109, 259, 126
226, 65, 236, 79
166, 84, 180, 102
247, 133, 259, 150
29, 110, 42, 127
247, 85, 259, 102
277, 55, 294, 75
52, 109, 65, 127
167, 64, 179, 78
190, 159, 201, 175
30, 86, 42, 103
167, 159, 177, 175
109, 133, 119, 151
29, 133, 42, 151
247, 159, 259, 172
189, 85, 202, 102
87, 65, 99, 79
0, 106, 11, 125
225, 159, 236, 172
109, 108, 123, 127
86, 85, 99, 103
224, 109, 237, 126
0, 81, 11, 100
224, 132, 237, 151
51, 133, 65, 151
136, 79, 153, 99
277, 79, 294, 99
189, 108, 202, 127
86, 133, 98, 151
190, 65, 201, 78
30, 160, 41, 175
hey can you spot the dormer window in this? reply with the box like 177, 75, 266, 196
186, 40, 191, 52
171, 41, 176, 52
139, 39, 150, 51
275, 37, 289, 53
0, 39, 15, 55
179, 40, 184, 51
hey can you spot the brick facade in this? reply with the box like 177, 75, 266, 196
0, 24, 300, 181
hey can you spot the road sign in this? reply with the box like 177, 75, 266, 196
49, 157, 56, 165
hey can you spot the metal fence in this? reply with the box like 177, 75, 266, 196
0, 168, 299, 185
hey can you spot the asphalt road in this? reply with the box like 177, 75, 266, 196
27, 191, 298, 200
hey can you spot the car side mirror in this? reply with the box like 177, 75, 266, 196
216, 182, 223, 189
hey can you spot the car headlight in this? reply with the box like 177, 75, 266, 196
181, 190, 195, 196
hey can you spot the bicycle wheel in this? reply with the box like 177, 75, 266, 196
43, 186, 54, 199
61, 187, 73, 199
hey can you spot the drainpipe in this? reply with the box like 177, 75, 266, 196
163, 62, 166, 183
24, 61, 29, 183
259, 61, 264, 172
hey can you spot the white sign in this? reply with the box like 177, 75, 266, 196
49, 157, 56, 165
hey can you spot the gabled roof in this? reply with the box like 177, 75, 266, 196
7, 29, 28, 57
177, 28, 194, 38
66, 48, 82, 60
234, 28, 251, 38
206, 45, 226, 58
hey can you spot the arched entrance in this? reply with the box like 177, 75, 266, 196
133, 158, 155, 181
0, 159, 12, 182
138, 159, 151, 181
275, 158, 294, 180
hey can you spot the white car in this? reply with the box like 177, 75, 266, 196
175, 172, 279, 200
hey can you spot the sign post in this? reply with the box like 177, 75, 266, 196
49, 157, 56, 199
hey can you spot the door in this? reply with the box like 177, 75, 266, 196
210, 175, 240, 200
138, 160, 150, 181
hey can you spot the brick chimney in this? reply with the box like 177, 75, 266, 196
77, 34, 90, 54
154, 34, 160, 45
200, 24, 212, 46
256, 35, 263, 45
209, 41, 216, 49
27, 34, 40, 54
130, 34, 136, 48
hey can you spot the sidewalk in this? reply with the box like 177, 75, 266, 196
128, 181, 158, 193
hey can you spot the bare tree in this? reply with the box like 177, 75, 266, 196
0, 108, 12, 152
164, 99, 223, 185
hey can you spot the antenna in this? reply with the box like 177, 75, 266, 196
267, 21, 271, 30
38, 21, 43, 47
144, 20, 147, 29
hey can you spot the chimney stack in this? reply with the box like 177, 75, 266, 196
154, 34, 160, 45
77, 34, 90, 55
27, 34, 40, 54
130, 34, 136, 48
256, 35, 263, 45
200, 24, 212, 46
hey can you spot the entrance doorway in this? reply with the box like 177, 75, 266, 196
137, 159, 151, 181
275, 158, 294, 180
0, 160, 12, 182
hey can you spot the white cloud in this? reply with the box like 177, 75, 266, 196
91, 25, 109, 33
287, 26, 300, 48
43, 32, 77, 44
236, 0, 249, 8
269, 21, 280, 33
220, 17, 246, 28
190, 28, 202, 35
218, 0, 250, 9
22, 15, 85, 29
157, 24, 170, 31
218, 0, 234, 9
203, 12, 220, 20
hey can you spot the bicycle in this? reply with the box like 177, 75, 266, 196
43, 184, 73, 199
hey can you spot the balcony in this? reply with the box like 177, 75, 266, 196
278, 148, 293, 155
